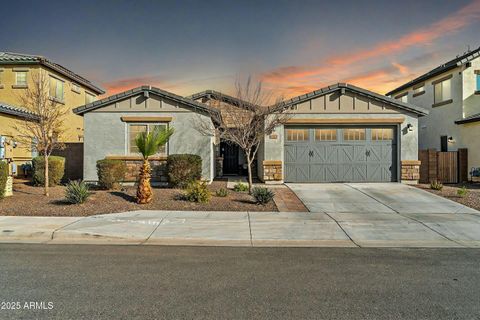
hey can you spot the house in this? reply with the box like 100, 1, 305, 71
386, 46, 480, 171
75, 83, 428, 185
0, 52, 104, 174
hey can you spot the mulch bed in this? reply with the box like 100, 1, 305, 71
416, 183, 480, 211
0, 180, 277, 217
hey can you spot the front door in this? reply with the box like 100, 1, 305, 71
222, 142, 239, 174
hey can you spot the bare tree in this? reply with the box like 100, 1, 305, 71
15, 72, 68, 196
195, 78, 290, 193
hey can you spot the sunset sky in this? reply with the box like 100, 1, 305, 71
1, 0, 479, 99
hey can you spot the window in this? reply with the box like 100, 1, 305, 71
413, 84, 425, 96
128, 123, 168, 155
85, 92, 95, 104
433, 77, 451, 104
395, 92, 408, 103
315, 129, 336, 141
285, 129, 309, 141
72, 83, 81, 93
49, 76, 64, 101
475, 71, 480, 92
343, 128, 365, 141
0, 69, 3, 87
371, 128, 393, 141
15, 71, 27, 86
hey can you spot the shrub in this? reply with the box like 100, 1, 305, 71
0, 161, 8, 199
184, 180, 210, 203
65, 180, 90, 204
430, 180, 443, 191
252, 187, 275, 205
457, 186, 468, 197
96, 159, 126, 190
167, 154, 202, 188
32, 156, 65, 186
233, 182, 248, 192
215, 188, 229, 197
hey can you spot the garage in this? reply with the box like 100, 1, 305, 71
284, 126, 398, 183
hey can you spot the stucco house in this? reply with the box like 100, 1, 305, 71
74, 83, 428, 185
386, 46, 480, 171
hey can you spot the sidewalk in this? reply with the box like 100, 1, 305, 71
1, 210, 480, 247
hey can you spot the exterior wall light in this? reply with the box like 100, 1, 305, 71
407, 123, 414, 132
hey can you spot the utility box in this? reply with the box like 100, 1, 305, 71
4, 176, 13, 197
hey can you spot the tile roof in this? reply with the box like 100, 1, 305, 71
188, 90, 257, 109
0, 101, 39, 120
73, 85, 217, 116
455, 112, 480, 124
274, 83, 429, 116
386, 46, 480, 96
0, 52, 105, 94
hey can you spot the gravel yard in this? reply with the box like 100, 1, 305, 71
416, 183, 480, 211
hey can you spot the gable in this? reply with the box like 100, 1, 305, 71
91, 93, 193, 113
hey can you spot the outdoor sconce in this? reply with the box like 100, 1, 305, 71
407, 123, 414, 132
448, 136, 455, 143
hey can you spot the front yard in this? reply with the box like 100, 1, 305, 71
416, 183, 480, 211
0, 179, 278, 216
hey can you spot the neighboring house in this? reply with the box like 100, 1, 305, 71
73, 86, 216, 183
386, 47, 480, 171
76, 83, 428, 185
0, 52, 104, 174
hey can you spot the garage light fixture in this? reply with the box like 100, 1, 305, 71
407, 123, 414, 132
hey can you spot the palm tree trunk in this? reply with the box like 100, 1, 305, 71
136, 159, 152, 204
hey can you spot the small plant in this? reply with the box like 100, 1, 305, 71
184, 180, 211, 203
430, 180, 443, 191
215, 188, 229, 197
233, 182, 249, 192
457, 185, 468, 197
96, 159, 127, 190
167, 154, 202, 188
65, 180, 90, 204
252, 187, 275, 205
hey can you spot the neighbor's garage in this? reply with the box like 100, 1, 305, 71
284, 126, 397, 182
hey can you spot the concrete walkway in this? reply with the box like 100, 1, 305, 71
2, 209, 480, 247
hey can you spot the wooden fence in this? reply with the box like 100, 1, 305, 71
419, 148, 468, 184
52, 143, 83, 181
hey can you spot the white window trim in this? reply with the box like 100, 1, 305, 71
85, 91, 95, 104
127, 122, 169, 156
71, 82, 81, 94
14, 70, 28, 87
49, 74, 65, 103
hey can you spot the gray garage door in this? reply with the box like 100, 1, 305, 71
284, 126, 397, 182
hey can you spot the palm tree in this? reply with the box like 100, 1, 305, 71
135, 126, 174, 204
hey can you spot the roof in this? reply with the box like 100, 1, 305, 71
0, 52, 105, 94
0, 101, 39, 120
274, 83, 429, 116
188, 90, 257, 109
455, 112, 480, 124
386, 46, 480, 96
73, 85, 217, 115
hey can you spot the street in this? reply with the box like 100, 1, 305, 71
1, 244, 479, 319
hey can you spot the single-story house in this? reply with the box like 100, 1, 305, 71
74, 83, 428, 184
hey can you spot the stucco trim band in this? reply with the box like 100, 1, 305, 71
120, 116, 173, 122
263, 160, 282, 165
285, 118, 405, 124
401, 160, 421, 166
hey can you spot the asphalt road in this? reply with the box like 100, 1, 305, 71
0, 245, 479, 320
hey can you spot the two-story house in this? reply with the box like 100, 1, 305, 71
0, 52, 104, 174
386, 47, 480, 171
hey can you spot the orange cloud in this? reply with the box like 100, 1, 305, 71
102, 75, 172, 96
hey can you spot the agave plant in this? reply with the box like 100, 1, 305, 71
135, 126, 174, 204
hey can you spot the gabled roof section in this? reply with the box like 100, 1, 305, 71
386, 46, 480, 96
0, 101, 39, 120
0, 52, 105, 94
274, 83, 429, 116
455, 112, 480, 124
188, 90, 257, 109
73, 85, 217, 116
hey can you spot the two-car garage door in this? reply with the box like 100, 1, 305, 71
284, 126, 397, 182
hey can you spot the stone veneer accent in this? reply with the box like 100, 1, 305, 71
215, 156, 224, 177
263, 160, 283, 182
401, 160, 421, 184
106, 156, 168, 183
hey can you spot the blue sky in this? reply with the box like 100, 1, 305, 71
1, 0, 479, 97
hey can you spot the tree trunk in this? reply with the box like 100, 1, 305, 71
44, 153, 49, 197
246, 151, 253, 194
136, 159, 152, 204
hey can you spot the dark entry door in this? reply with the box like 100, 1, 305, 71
222, 142, 239, 174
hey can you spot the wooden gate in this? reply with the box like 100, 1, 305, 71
437, 152, 458, 183
419, 148, 467, 184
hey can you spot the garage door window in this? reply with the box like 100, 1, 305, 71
343, 128, 365, 141
286, 129, 309, 141
371, 128, 393, 141
315, 129, 336, 141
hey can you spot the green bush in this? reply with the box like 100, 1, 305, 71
167, 154, 202, 188
184, 180, 211, 203
430, 180, 443, 191
65, 180, 90, 204
233, 182, 248, 192
457, 186, 468, 197
0, 161, 8, 199
96, 159, 126, 190
32, 156, 65, 186
215, 188, 229, 197
252, 187, 275, 205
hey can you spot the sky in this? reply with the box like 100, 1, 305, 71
1, 0, 479, 99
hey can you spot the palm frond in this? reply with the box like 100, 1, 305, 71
135, 126, 174, 159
